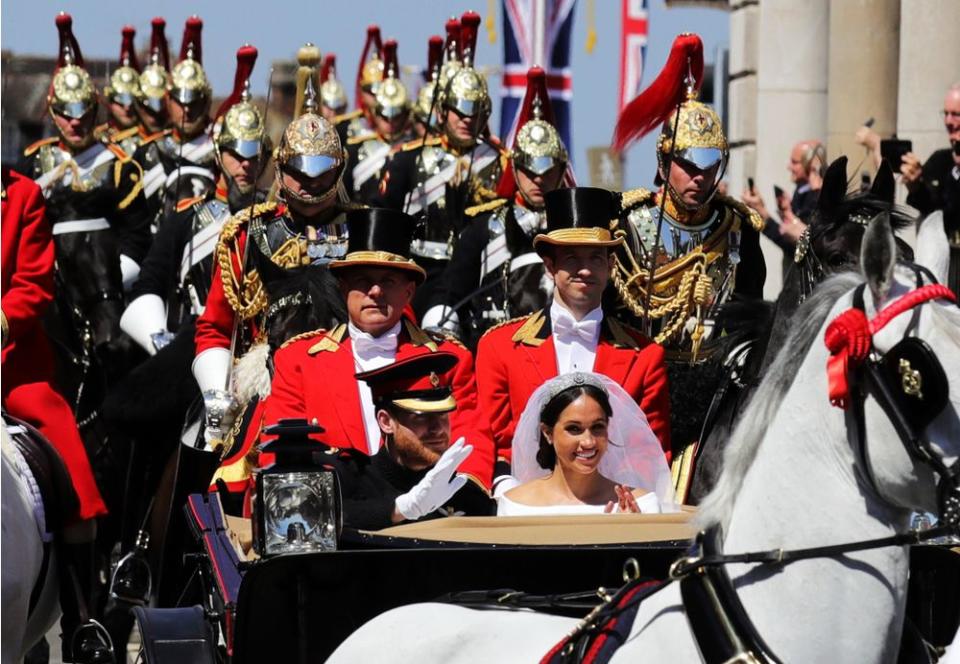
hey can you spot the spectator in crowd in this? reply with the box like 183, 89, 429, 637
742, 140, 825, 277
857, 83, 959, 290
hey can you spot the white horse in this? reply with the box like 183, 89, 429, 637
329, 212, 960, 664
1, 422, 61, 664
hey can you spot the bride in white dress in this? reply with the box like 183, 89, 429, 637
497, 372, 676, 516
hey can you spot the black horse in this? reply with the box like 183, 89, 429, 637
687, 156, 916, 502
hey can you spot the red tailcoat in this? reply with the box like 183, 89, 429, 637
255, 318, 495, 490
1, 169, 106, 520
475, 308, 671, 465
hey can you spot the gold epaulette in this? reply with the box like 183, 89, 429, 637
393, 136, 441, 154
465, 198, 508, 217
333, 108, 363, 125
279, 327, 325, 350
175, 195, 206, 213
223, 202, 279, 234
716, 194, 764, 233
93, 123, 111, 140
23, 136, 58, 157
621, 187, 653, 211
306, 324, 348, 354
347, 132, 378, 146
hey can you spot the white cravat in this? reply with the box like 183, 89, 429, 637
349, 321, 400, 454
550, 299, 602, 374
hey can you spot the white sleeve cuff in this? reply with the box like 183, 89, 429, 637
192, 347, 232, 394
120, 294, 168, 355
119, 254, 141, 292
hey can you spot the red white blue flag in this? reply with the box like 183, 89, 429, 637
618, 0, 649, 111
499, 0, 577, 156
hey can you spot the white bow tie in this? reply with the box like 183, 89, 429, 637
352, 331, 397, 357
553, 315, 599, 343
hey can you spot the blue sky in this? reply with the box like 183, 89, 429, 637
1, 0, 728, 187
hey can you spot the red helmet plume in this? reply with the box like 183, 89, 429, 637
426, 35, 443, 81
321, 53, 336, 83
55, 12, 84, 69
357, 24, 383, 80
119, 25, 139, 71
612, 33, 704, 152
179, 15, 203, 64
444, 18, 462, 61
460, 11, 481, 67
150, 17, 170, 71
382, 39, 399, 77
215, 45, 257, 120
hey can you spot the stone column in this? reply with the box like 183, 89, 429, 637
826, 0, 900, 181
897, 0, 960, 163
752, 0, 829, 298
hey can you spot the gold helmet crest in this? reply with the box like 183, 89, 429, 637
104, 26, 141, 107
48, 13, 95, 120
169, 16, 211, 105
137, 17, 170, 113
213, 45, 267, 163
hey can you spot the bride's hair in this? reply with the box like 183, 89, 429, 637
537, 384, 612, 469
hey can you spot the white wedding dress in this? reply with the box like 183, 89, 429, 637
496, 491, 661, 516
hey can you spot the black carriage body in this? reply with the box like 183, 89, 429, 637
230, 534, 687, 664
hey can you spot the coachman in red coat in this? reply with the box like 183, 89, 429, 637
474, 188, 671, 491
1, 168, 107, 521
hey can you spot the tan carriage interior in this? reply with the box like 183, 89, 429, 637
225, 508, 696, 559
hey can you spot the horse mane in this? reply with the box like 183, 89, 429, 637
695, 271, 864, 530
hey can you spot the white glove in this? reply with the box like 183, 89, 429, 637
395, 438, 473, 521
120, 294, 169, 355
420, 305, 460, 337
119, 254, 141, 292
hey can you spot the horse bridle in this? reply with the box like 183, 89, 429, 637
844, 264, 960, 529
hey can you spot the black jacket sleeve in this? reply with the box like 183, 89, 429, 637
735, 221, 766, 299
370, 149, 416, 211
431, 215, 488, 310
110, 159, 153, 263
130, 206, 190, 301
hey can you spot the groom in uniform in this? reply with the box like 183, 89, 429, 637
475, 187, 671, 493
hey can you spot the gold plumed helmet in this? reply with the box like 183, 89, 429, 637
138, 17, 170, 113
440, 12, 490, 121
374, 40, 410, 122
657, 98, 728, 176
414, 35, 444, 124
512, 68, 568, 176
104, 26, 140, 107
437, 18, 462, 94
357, 25, 385, 99
48, 13, 95, 120
213, 45, 266, 162
320, 54, 348, 114
275, 73, 346, 205
169, 16, 210, 105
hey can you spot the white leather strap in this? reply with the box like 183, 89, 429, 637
51, 218, 110, 235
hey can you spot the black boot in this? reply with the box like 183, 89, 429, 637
59, 541, 114, 664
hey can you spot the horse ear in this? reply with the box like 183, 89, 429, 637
860, 212, 897, 305
915, 210, 950, 284
870, 160, 895, 204
817, 156, 849, 214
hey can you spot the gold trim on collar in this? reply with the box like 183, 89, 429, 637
306, 323, 347, 355
403, 319, 438, 351
511, 309, 547, 346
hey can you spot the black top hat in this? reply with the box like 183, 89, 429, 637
534, 187, 624, 254
355, 351, 458, 413
329, 208, 426, 282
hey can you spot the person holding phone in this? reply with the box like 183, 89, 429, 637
741, 140, 824, 277
856, 83, 960, 291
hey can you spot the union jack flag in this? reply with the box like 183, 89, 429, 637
499, 0, 577, 157
619, 0, 649, 111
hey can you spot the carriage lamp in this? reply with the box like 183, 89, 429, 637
252, 419, 342, 557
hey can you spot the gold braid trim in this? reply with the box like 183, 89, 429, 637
115, 160, 144, 211
715, 193, 764, 232
621, 187, 653, 211
279, 328, 326, 349
465, 197, 508, 217
215, 203, 278, 319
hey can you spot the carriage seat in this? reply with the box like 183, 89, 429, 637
5, 414, 80, 535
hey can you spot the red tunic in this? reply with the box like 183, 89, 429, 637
1, 169, 107, 520
474, 309, 672, 465
231, 319, 495, 491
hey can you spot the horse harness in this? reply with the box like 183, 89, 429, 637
460, 269, 960, 664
